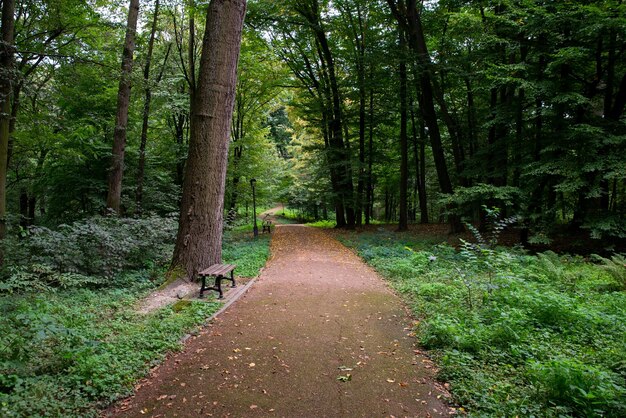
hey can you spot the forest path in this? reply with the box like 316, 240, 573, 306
109, 225, 450, 417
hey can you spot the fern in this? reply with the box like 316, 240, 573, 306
534, 251, 567, 283
595, 254, 626, 290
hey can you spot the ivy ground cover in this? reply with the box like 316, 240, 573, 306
337, 230, 625, 417
1, 217, 271, 417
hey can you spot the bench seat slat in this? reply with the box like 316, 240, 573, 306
199, 264, 235, 276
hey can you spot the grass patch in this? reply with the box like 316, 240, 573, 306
307, 219, 336, 228
222, 230, 271, 277
337, 231, 626, 417
0, 228, 272, 417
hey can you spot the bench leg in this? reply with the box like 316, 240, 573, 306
215, 276, 224, 299
199, 275, 206, 298
230, 270, 236, 288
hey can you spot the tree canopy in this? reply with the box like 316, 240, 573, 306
0, 0, 624, 257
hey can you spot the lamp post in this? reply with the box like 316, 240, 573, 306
250, 178, 258, 237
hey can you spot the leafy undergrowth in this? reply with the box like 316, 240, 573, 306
0, 216, 271, 417
223, 231, 271, 277
337, 230, 626, 417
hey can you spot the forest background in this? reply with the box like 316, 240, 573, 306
0, 0, 625, 416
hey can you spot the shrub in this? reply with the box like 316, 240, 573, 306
1, 215, 177, 293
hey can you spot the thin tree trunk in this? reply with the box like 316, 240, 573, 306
411, 105, 428, 223
171, 0, 246, 278
106, 0, 140, 214
398, 29, 408, 231
19, 189, 27, 228
365, 83, 374, 225
387, 0, 462, 232
136, 0, 163, 214
0, 0, 15, 248
28, 195, 35, 225
188, 0, 197, 97
299, 1, 355, 228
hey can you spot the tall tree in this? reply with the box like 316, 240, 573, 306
397, 28, 408, 231
171, 0, 246, 278
136, 0, 169, 214
387, 0, 463, 232
0, 0, 15, 246
106, 0, 140, 213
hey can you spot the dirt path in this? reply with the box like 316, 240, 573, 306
108, 225, 450, 417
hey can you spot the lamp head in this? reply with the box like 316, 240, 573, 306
250, 178, 257, 187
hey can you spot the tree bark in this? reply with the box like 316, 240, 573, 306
106, 0, 140, 214
171, 0, 246, 279
0, 0, 15, 247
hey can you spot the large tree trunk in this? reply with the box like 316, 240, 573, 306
171, 0, 246, 279
0, 0, 15, 248
106, 0, 140, 214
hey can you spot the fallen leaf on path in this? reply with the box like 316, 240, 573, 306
249, 363, 256, 367
157, 395, 168, 400
250, 405, 258, 409
386, 378, 395, 383
337, 374, 352, 382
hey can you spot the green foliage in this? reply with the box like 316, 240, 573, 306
528, 359, 625, 416
222, 231, 271, 278
0, 281, 220, 417
340, 230, 626, 417
593, 254, 626, 291
1, 215, 178, 293
0, 216, 272, 416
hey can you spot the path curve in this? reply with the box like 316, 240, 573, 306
108, 225, 450, 417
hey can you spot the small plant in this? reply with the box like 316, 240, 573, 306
593, 254, 626, 290
457, 206, 518, 307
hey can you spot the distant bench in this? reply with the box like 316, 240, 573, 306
198, 264, 236, 299
262, 218, 272, 233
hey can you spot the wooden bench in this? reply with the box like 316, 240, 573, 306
262, 219, 272, 233
198, 264, 236, 299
